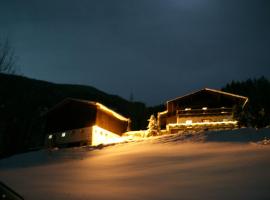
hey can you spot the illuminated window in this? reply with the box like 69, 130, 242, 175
61, 132, 66, 137
185, 120, 192, 125
48, 134, 53, 139
185, 108, 191, 111
92, 125, 124, 146
202, 107, 208, 110
203, 119, 210, 123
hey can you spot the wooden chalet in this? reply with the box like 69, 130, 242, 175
44, 98, 130, 147
158, 88, 248, 133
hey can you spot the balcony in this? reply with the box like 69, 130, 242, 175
176, 107, 233, 117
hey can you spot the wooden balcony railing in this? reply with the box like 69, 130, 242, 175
176, 108, 233, 117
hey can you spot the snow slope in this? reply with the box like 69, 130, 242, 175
1, 128, 270, 200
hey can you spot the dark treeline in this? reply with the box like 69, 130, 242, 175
1, 73, 269, 159
222, 76, 270, 128
0, 73, 164, 158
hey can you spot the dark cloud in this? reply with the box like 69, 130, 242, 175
1, 0, 270, 105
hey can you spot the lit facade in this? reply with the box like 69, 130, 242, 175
44, 98, 130, 147
158, 88, 248, 133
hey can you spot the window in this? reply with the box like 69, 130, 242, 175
185, 120, 193, 125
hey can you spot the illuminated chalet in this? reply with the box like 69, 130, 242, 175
158, 88, 248, 133
45, 98, 130, 147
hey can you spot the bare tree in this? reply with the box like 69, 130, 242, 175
0, 38, 16, 74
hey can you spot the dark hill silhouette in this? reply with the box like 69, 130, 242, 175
0, 73, 164, 158
1, 73, 269, 159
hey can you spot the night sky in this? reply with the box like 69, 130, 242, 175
1, 0, 270, 105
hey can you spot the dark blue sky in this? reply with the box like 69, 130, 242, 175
1, 0, 270, 105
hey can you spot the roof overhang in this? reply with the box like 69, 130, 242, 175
167, 88, 248, 108
43, 98, 130, 121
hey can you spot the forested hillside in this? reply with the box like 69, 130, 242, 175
222, 76, 270, 128
0, 73, 164, 158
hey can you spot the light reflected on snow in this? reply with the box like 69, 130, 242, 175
0, 129, 270, 200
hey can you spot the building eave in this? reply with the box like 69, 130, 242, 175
96, 102, 129, 121
166, 88, 248, 106
43, 98, 129, 122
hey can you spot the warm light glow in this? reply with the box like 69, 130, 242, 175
203, 119, 210, 123
185, 108, 191, 111
61, 132, 66, 137
92, 125, 125, 146
185, 120, 193, 125
96, 103, 129, 121
202, 107, 208, 110
48, 134, 53, 139
159, 110, 168, 115
168, 120, 238, 128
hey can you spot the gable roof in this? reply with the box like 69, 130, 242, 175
167, 88, 248, 108
44, 98, 129, 121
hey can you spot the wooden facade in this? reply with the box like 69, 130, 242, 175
158, 88, 248, 133
44, 98, 130, 147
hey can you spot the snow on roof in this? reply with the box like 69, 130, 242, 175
158, 110, 168, 116
167, 88, 248, 107
44, 98, 129, 121
95, 102, 129, 121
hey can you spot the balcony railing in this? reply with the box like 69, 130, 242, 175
176, 108, 233, 117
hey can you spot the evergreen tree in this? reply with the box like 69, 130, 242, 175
145, 115, 158, 137
223, 76, 270, 129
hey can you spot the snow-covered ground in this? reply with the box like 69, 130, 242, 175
1, 128, 270, 200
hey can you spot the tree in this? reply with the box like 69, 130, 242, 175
223, 77, 270, 129
145, 114, 158, 137
256, 108, 269, 128
232, 104, 253, 127
0, 38, 16, 74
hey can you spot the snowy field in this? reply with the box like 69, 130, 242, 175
1, 128, 270, 200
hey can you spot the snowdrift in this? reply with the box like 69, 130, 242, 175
0, 128, 270, 200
